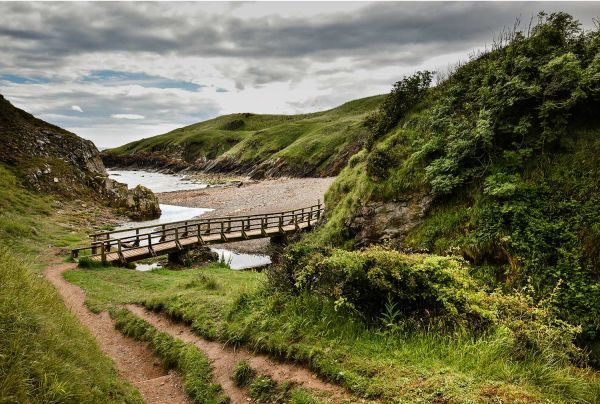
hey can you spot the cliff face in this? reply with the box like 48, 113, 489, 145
0, 94, 160, 220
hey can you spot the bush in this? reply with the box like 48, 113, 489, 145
365, 70, 432, 149
294, 246, 487, 324
272, 244, 583, 363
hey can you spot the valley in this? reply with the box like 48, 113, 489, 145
1, 10, 599, 404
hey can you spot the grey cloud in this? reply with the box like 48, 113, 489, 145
1, 2, 598, 67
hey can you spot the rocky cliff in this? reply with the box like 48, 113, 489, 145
0, 94, 160, 220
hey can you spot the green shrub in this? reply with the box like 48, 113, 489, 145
248, 375, 277, 401
274, 244, 583, 364
77, 256, 108, 268
282, 244, 485, 323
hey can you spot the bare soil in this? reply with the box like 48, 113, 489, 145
44, 262, 190, 404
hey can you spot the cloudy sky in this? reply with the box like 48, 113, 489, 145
0, 2, 598, 148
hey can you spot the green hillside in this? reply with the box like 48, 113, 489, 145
102, 95, 384, 177
282, 13, 600, 361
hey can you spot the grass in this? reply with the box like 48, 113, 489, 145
64, 263, 600, 403
104, 95, 384, 176
0, 164, 142, 402
231, 360, 255, 387
111, 308, 228, 404
231, 360, 321, 403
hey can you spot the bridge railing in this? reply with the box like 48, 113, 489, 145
71, 202, 324, 261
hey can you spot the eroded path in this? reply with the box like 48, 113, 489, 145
127, 305, 353, 403
44, 263, 190, 403
46, 260, 356, 403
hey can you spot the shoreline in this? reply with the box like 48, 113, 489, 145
158, 176, 335, 253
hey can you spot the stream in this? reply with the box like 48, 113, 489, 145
109, 169, 271, 270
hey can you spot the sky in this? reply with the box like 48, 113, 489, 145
0, 2, 598, 148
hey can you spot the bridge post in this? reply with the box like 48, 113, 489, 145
134, 229, 140, 247
205, 219, 211, 235
147, 234, 156, 257
182, 221, 188, 238
308, 206, 312, 227
175, 227, 182, 249
261, 217, 267, 236
92, 235, 97, 254
160, 225, 166, 242
317, 199, 321, 219
100, 242, 106, 264
278, 214, 284, 233
197, 224, 204, 245
221, 221, 227, 241
240, 219, 247, 239
117, 240, 125, 263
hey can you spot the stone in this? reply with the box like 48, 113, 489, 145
347, 191, 433, 247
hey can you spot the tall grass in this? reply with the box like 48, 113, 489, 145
0, 248, 141, 402
0, 164, 141, 401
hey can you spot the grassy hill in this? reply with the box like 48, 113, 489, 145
281, 12, 600, 364
102, 95, 384, 178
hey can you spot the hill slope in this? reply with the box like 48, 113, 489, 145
0, 94, 160, 219
291, 13, 600, 356
102, 95, 384, 178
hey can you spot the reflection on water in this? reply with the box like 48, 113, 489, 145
211, 248, 271, 270
108, 169, 207, 193
136, 262, 163, 272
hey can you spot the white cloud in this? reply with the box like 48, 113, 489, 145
71, 105, 83, 112
111, 113, 145, 120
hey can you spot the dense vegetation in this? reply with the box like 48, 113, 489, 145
287, 13, 600, 360
0, 165, 142, 402
103, 95, 383, 178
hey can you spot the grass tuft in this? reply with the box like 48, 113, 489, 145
231, 360, 255, 387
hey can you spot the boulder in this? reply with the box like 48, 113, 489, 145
102, 178, 161, 220
125, 185, 161, 220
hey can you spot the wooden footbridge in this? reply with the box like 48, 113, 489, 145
71, 202, 324, 264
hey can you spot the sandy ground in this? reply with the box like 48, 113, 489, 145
157, 177, 335, 253
158, 177, 334, 215
44, 262, 190, 403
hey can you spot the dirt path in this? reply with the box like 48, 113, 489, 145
127, 305, 354, 403
44, 263, 190, 404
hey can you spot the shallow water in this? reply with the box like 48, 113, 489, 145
135, 262, 163, 272
117, 204, 212, 230
108, 169, 207, 193
211, 248, 272, 270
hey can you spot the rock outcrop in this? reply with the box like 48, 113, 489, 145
347, 192, 434, 247
0, 94, 160, 220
